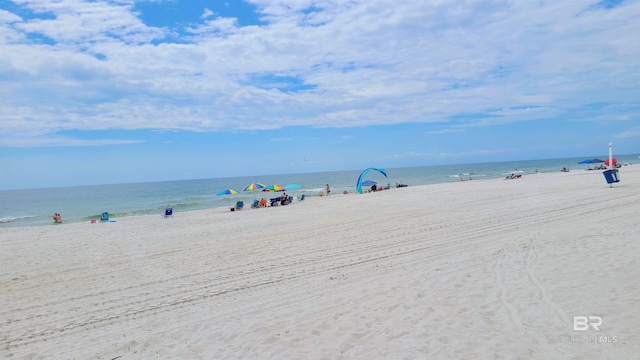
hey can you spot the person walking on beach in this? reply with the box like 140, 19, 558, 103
326, 184, 331, 196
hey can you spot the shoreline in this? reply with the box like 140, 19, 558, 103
2, 156, 638, 229
2, 165, 634, 229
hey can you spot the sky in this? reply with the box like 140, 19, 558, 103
0, 0, 639, 190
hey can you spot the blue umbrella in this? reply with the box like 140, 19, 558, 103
578, 159, 605, 164
361, 180, 377, 186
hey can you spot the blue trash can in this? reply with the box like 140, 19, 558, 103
603, 169, 620, 184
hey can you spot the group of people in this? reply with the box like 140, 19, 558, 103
52, 213, 62, 223
369, 183, 391, 192
265, 191, 293, 206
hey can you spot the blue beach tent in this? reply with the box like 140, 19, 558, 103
356, 168, 388, 194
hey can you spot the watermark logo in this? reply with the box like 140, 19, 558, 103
573, 316, 602, 331
570, 315, 618, 343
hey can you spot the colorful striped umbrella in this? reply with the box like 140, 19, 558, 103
216, 188, 239, 206
216, 188, 239, 196
243, 183, 266, 199
262, 184, 286, 192
243, 183, 266, 191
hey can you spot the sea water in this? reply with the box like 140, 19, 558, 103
1, 155, 637, 228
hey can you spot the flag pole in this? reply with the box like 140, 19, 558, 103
609, 142, 614, 188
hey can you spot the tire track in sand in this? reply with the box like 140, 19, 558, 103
1, 190, 633, 350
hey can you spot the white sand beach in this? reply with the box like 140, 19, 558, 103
1, 167, 639, 359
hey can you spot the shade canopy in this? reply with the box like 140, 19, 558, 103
263, 184, 286, 192
578, 159, 605, 164
356, 168, 388, 194
243, 183, 266, 199
216, 189, 239, 196
216, 188, 239, 206
243, 183, 266, 191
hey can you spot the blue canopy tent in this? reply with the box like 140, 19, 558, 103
356, 168, 388, 194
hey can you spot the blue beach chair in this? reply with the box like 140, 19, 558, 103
100, 212, 109, 222
163, 208, 173, 218
234, 201, 244, 211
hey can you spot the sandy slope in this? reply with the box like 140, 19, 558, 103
1, 166, 639, 359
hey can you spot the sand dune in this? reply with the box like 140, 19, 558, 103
1, 167, 639, 359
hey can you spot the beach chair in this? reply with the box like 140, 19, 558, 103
299, 194, 305, 201
235, 201, 244, 211
251, 200, 259, 208
163, 208, 173, 218
100, 212, 109, 222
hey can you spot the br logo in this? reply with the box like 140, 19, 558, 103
573, 316, 602, 331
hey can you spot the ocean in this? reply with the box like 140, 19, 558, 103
2, 155, 637, 228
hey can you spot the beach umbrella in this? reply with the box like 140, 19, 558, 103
216, 188, 239, 206
263, 184, 286, 192
604, 158, 617, 167
578, 159, 605, 164
361, 180, 377, 186
217, 188, 239, 196
285, 183, 302, 191
243, 183, 266, 199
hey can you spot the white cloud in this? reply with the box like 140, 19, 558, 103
1, 136, 144, 147
391, 152, 427, 159
437, 149, 498, 158
616, 127, 640, 139
427, 129, 464, 135
201, 8, 214, 19
1, 0, 639, 146
11, 0, 164, 44
0, 9, 21, 23
468, 107, 565, 127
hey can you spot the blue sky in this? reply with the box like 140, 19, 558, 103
1, 0, 639, 190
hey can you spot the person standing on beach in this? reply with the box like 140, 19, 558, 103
326, 184, 331, 196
